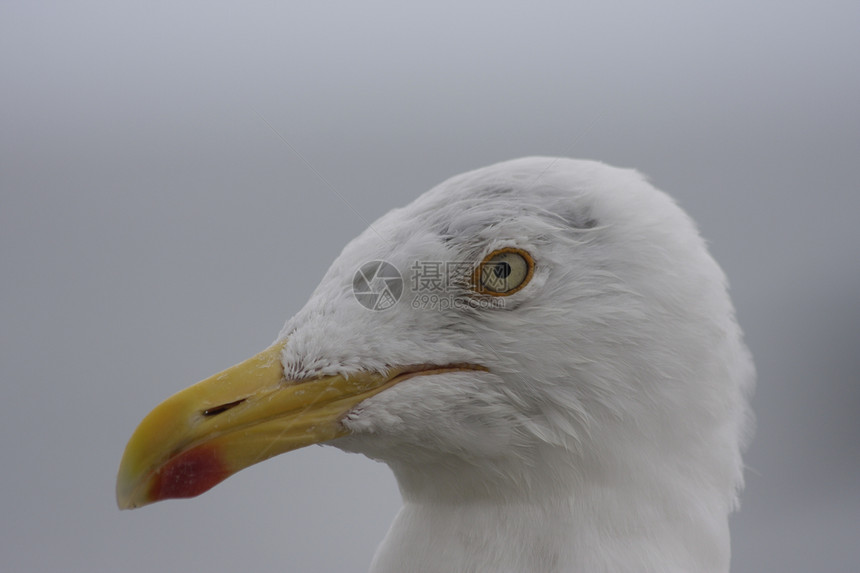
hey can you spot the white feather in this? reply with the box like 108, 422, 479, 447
278, 157, 754, 573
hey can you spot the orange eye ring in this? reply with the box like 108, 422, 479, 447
473, 247, 535, 296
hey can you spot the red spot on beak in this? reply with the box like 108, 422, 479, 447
149, 445, 230, 501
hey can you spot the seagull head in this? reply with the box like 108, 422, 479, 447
117, 157, 753, 570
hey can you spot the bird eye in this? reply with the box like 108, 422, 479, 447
474, 248, 534, 296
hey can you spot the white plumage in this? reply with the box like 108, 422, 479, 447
278, 157, 754, 572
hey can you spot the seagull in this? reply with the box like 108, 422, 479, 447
117, 157, 754, 573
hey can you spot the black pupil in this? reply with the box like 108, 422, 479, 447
493, 261, 512, 279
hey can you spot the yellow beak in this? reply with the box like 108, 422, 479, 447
117, 340, 397, 509
116, 340, 486, 509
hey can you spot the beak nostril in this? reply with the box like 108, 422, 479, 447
202, 399, 246, 417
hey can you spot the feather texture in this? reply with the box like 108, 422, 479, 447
278, 157, 754, 572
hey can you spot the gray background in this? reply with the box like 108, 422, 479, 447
2, 2, 858, 572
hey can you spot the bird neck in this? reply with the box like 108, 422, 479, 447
371, 445, 732, 573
